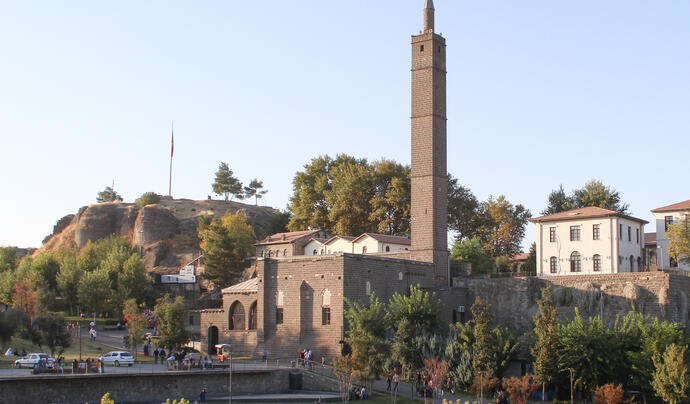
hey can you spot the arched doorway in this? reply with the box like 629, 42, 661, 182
207, 326, 219, 356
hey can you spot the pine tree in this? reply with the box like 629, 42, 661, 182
471, 296, 494, 374
97, 186, 123, 203
198, 212, 255, 288
651, 344, 689, 404
212, 162, 243, 201
531, 286, 559, 401
243, 179, 268, 205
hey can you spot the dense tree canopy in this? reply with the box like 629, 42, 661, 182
543, 180, 629, 215
475, 195, 531, 257
667, 215, 690, 266
154, 294, 189, 350
198, 212, 255, 288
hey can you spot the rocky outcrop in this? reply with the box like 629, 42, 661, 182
37, 199, 285, 274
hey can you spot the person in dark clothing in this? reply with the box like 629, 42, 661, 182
200, 388, 207, 403
153, 348, 159, 364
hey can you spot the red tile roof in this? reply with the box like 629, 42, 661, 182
651, 199, 690, 213
644, 232, 657, 245
324, 235, 356, 244
510, 253, 530, 262
352, 233, 411, 245
255, 229, 321, 246
530, 207, 648, 224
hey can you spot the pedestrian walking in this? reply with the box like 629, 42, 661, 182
199, 388, 207, 403
386, 372, 392, 391
154, 348, 160, 364
393, 372, 400, 393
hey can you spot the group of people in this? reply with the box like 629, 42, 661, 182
297, 348, 326, 369
349, 386, 369, 400
71, 358, 105, 374
385, 370, 401, 393
3, 347, 27, 357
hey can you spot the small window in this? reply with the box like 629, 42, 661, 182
362, 246, 367, 254
313, 249, 317, 255
570, 226, 581, 241
385, 246, 390, 252
322, 307, 331, 325
420, 45, 424, 52
620, 224, 623, 239
550, 257, 558, 273
283, 249, 288, 256
628, 226, 631, 242
549, 227, 556, 242
636, 229, 639, 243
637, 257, 642, 271
665, 216, 674, 231
593, 224, 600, 240
630, 255, 634, 271
593, 255, 601, 272
570, 251, 582, 272
276, 308, 284, 324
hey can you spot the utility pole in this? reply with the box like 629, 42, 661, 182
568, 368, 574, 404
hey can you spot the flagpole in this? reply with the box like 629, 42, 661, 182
169, 121, 174, 197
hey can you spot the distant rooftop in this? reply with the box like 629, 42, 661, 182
530, 206, 648, 224
352, 233, 411, 245
222, 277, 258, 294
255, 229, 322, 246
651, 199, 690, 213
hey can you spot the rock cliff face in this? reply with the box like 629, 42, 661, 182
38, 199, 285, 274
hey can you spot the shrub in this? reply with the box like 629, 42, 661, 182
136, 192, 161, 207
594, 384, 624, 404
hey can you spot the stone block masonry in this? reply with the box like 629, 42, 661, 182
453, 272, 690, 332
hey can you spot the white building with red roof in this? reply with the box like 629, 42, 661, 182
651, 199, 690, 271
530, 207, 647, 276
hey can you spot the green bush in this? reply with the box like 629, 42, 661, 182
136, 192, 161, 207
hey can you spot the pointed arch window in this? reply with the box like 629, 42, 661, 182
229, 301, 245, 330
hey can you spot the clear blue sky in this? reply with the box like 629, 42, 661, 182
1, 1, 688, 249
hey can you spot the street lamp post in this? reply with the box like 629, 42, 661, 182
568, 368, 574, 404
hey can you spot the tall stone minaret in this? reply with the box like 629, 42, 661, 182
411, 0, 448, 283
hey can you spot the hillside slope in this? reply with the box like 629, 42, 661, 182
37, 198, 285, 274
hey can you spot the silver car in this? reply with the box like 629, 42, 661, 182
99, 351, 135, 366
14, 353, 55, 369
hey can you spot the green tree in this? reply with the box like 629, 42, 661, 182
0, 310, 20, 351
154, 294, 189, 350
542, 185, 574, 215
101, 393, 115, 404
97, 186, 123, 203
243, 179, 268, 205
77, 269, 112, 314
344, 294, 390, 389
492, 326, 519, 377
450, 236, 493, 274
651, 344, 689, 404
198, 212, 255, 288
369, 160, 411, 235
31, 253, 60, 292
123, 298, 147, 359
387, 285, 441, 373
471, 296, 495, 375
0, 270, 16, 305
531, 286, 559, 401
119, 254, 148, 303
448, 174, 481, 240
33, 312, 71, 357
520, 243, 537, 275
212, 162, 243, 201
0, 247, 17, 273
135, 192, 161, 207
326, 158, 376, 236
555, 309, 619, 395
543, 180, 629, 215
56, 253, 84, 314
476, 196, 531, 257
667, 214, 690, 266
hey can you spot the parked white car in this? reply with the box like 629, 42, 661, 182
14, 353, 55, 369
99, 351, 135, 367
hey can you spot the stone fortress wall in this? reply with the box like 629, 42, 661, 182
453, 272, 690, 332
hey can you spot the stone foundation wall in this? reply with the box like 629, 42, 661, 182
453, 272, 690, 332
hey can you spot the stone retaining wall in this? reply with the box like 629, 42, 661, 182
0, 369, 289, 404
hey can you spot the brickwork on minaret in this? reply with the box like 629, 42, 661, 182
411, 0, 449, 283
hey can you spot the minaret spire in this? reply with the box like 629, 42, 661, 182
423, 0, 435, 33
